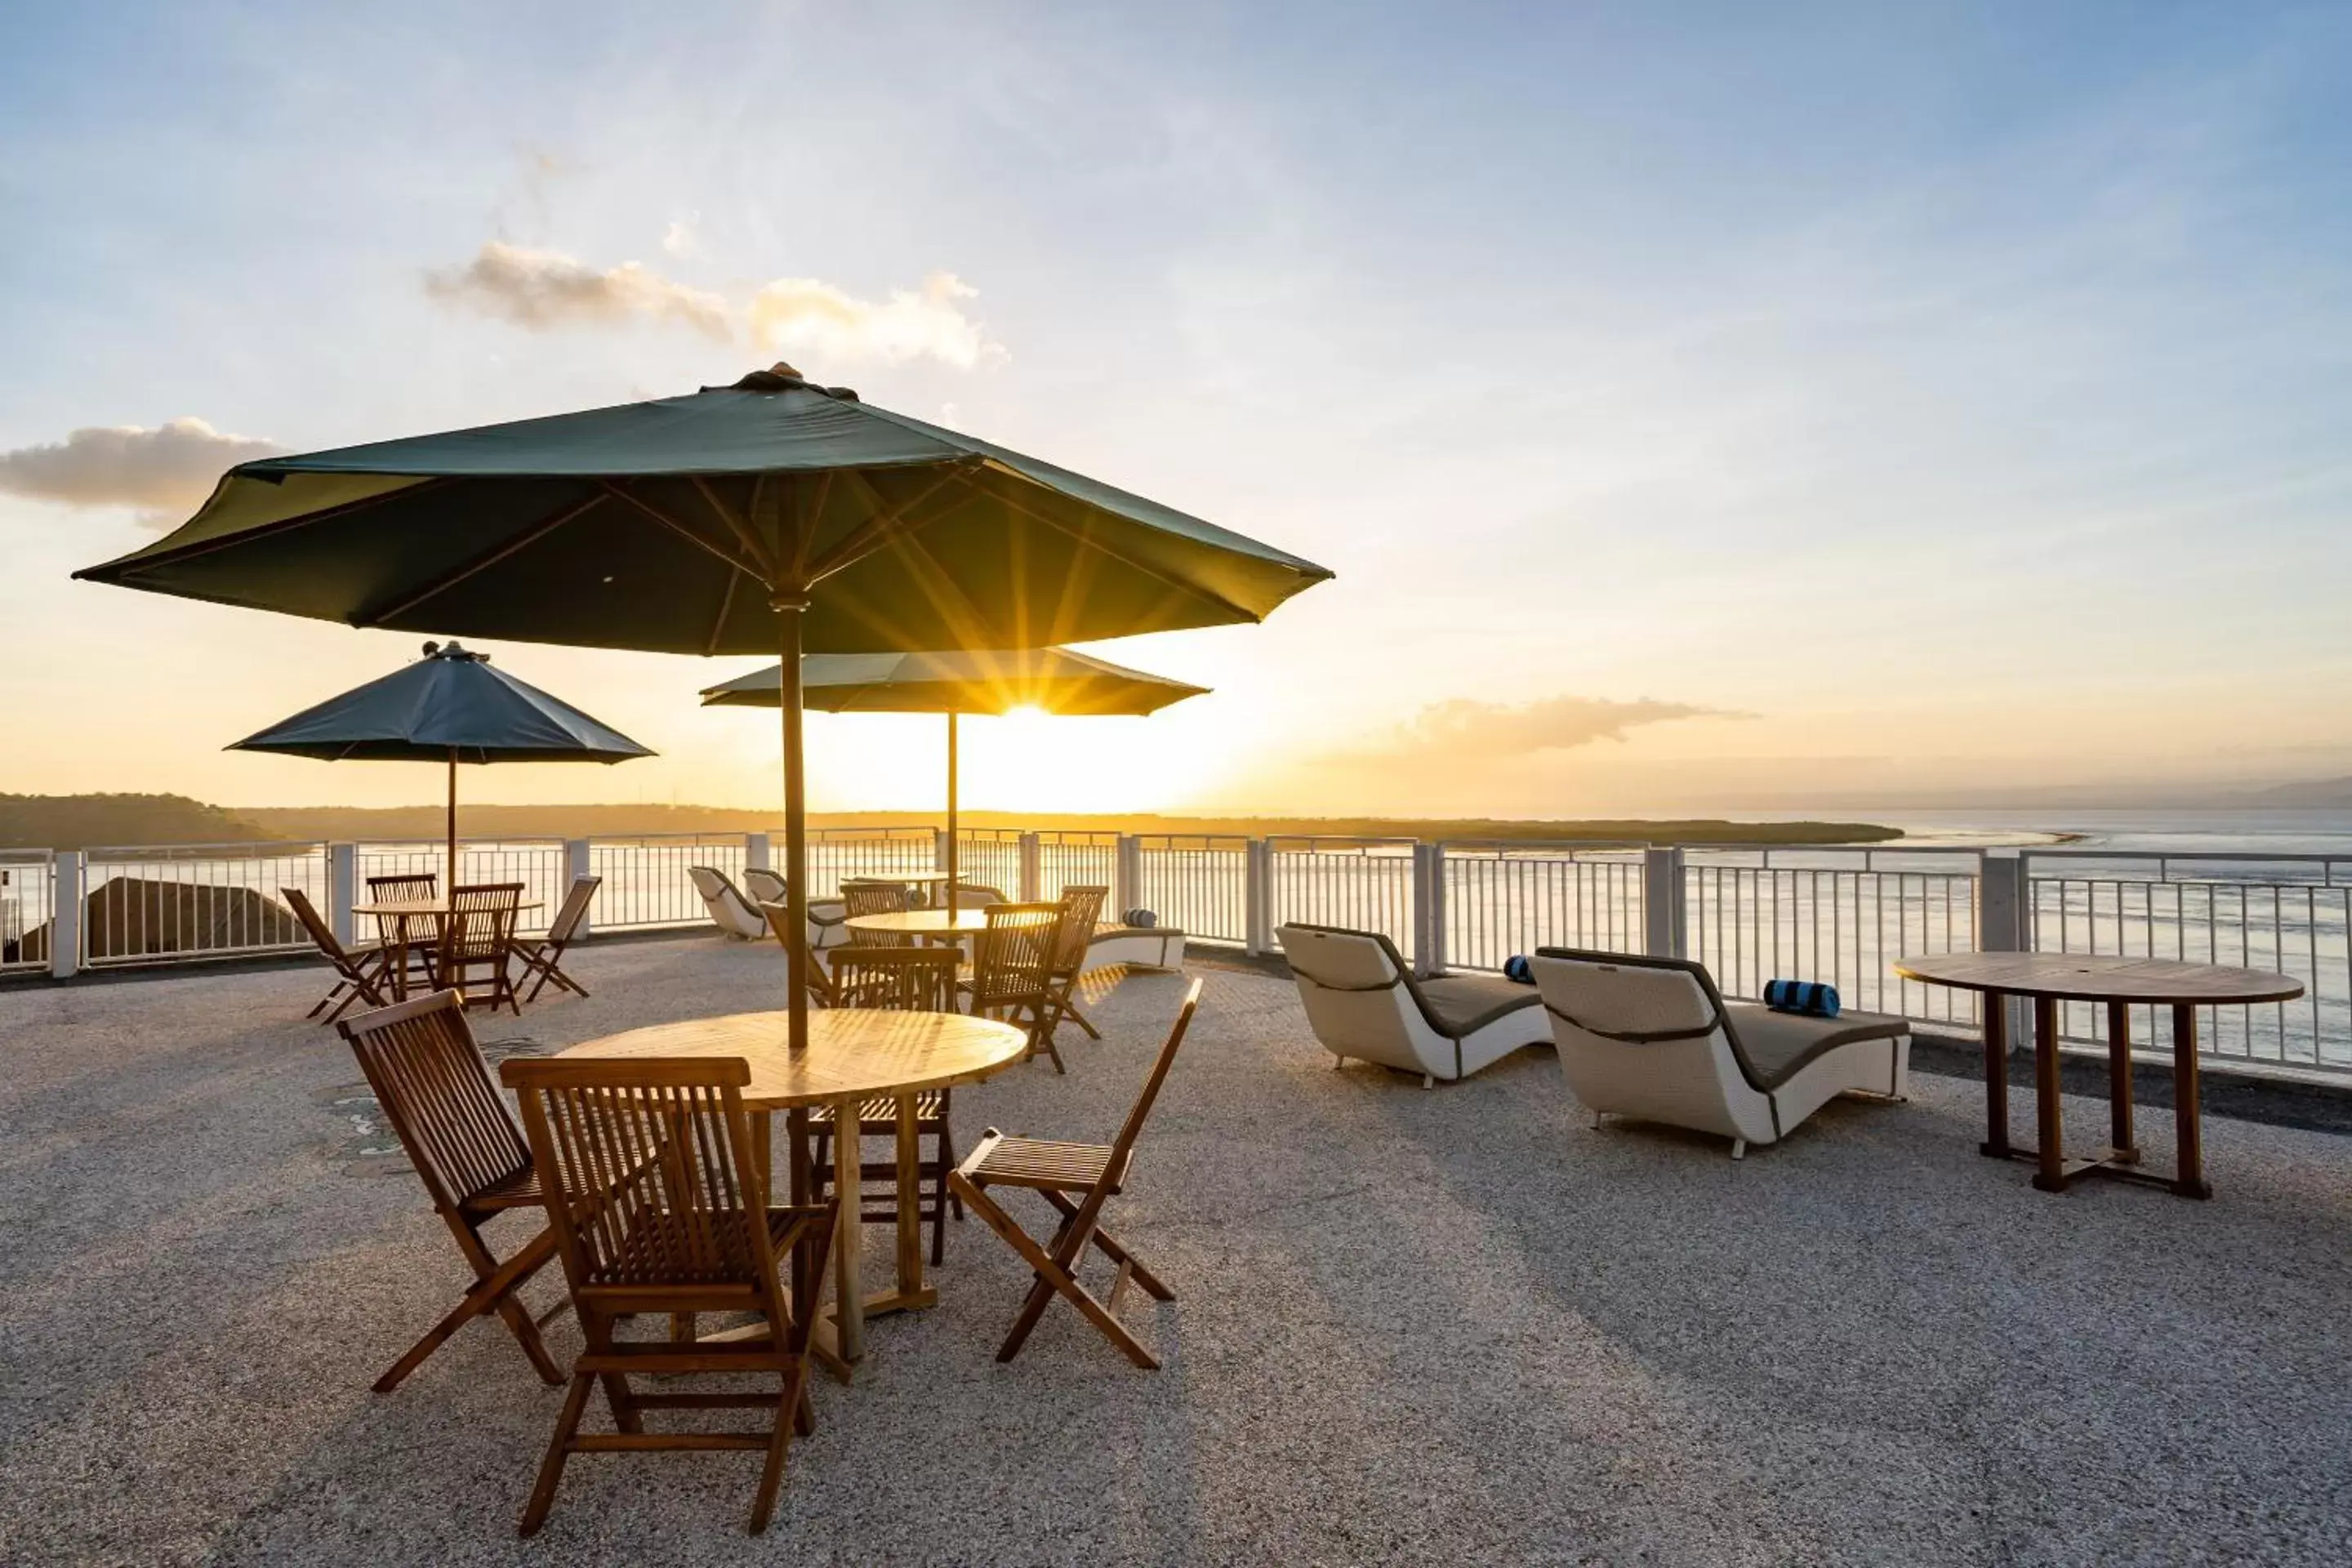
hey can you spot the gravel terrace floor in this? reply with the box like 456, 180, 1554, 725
3, 936, 2350, 1566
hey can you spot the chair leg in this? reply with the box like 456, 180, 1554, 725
1422, 1073, 1435, 1089
1730, 1138, 1747, 1161
1062, 994, 1102, 1040
519, 1371, 595, 1536
1044, 1190, 1173, 1301
952, 1175, 1156, 1370
376, 1220, 562, 1392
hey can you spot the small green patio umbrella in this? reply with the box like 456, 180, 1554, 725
230, 640, 654, 877
699, 647, 1208, 898
76, 362, 1333, 1053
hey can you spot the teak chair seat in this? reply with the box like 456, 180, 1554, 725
284, 885, 393, 1024
500, 1054, 840, 1536
513, 874, 599, 1004
807, 947, 963, 1263
949, 978, 1201, 1369
336, 989, 566, 1392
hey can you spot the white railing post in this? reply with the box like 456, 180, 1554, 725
744, 832, 771, 872
1115, 834, 1143, 916
50, 850, 82, 979
328, 843, 357, 947
1979, 853, 2027, 1053
1244, 838, 1273, 956
565, 839, 595, 938
1642, 846, 1686, 958
1018, 831, 1042, 902
1411, 840, 1443, 976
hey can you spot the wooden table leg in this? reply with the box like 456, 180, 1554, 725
1979, 988, 2011, 1159
2106, 1000, 2138, 1162
2032, 996, 2066, 1193
2172, 1003, 2211, 1200
894, 1094, 925, 1300
832, 1101, 866, 1363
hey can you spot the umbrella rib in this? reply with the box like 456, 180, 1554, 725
705, 566, 742, 657
804, 460, 983, 586
598, 483, 768, 579
963, 466, 1267, 626
689, 476, 784, 581
352, 492, 604, 627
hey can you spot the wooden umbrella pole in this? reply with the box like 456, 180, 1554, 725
777, 596, 810, 1054
446, 747, 459, 886
945, 710, 958, 905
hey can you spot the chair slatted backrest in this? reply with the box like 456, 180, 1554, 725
283, 885, 355, 968
368, 872, 439, 901
446, 881, 524, 961
501, 1057, 777, 1291
969, 902, 1065, 1012
339, 991, 532, 1213
1105, 978, 1205, 1171
829, 946, 959, 1012
1052, 885, 1108, 971
757, 900, 839, 1007
546, 875, 600, 943
840, 880, 911, 920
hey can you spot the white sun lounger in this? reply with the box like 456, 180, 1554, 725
1527, 947, 1909, 1160
1276, 922, 1550, 1087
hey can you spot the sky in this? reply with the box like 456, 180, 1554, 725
3, 1, 2350, 821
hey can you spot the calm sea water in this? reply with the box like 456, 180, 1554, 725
1743, 807, 2352, 858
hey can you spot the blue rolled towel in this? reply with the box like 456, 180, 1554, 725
1120, 907, 1158, 929
1503, 954, 1535, 985
1763, 978, 1840, 1018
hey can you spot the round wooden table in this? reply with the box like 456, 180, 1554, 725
844, 908, 990, 942
844, 871, 954, 906
557, 1008, 1028, 1365
1892, 952, 2303, 1198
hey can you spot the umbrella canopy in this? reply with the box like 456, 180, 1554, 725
75, 363, 1333, 1062
230, 640, 653, 874
698, 648, 1208, 717
700, 648, 1208, 895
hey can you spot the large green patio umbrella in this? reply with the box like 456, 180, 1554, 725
699, 647, 1208, 898
230, 640, 654, 876
77, 363, 1332, 1051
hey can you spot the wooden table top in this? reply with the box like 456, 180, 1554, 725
1893, 951, 2304, 1005
555, 1007, 1028, 1109
353, 898, 545, 916
844, 872, 952, 884
844, 908, 991, 938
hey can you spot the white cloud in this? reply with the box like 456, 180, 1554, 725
1338, 694, 1740, 764
747, 271, 1002, 369
424, 241, 733, 340
423, 243, 1001, 369
662, 214, 698, 258
0, 417, 287, 526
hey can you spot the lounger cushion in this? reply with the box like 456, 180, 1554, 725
1417, 973, 1542, 1038
1726, 1004, 1908, 1092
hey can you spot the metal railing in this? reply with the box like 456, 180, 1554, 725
805, 826, 940, 896
1036, 831, 1118, 902
79, 841, 332, 967
1441, 842, 1646, 972
2025, 851, 2352, 1074
1683, 847, 1983, 1025
590, 834, 751, 929
1270, 837, 1419, 960
0, 852, 53, 973
1136, 834, 1250, 947
954, 828, 1023, 898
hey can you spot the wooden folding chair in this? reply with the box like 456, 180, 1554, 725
438, 882, 523, 1014
283, 885, 392, 1024
757, 899, 840, 1008
840, 879, 914, 946
366, 871, 441, 995
968, 902, 1069, 1073
336, 990, 566, 1392
514, 875, 599, 1003
807, 947, 963, 1266
950, 978, 1202, 1369
1041, 884, 1109, 1042
500, 1055, 840, 1537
